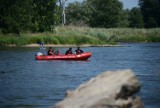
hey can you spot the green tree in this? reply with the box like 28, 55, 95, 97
65, 0, 130, 28
0, 0, 32, 34
139, 0, 160, 28
32, 0, 56, 32
129, 7, 144, 28
65, 1, 90, 26
87, 0, 123, 28
0, 0, 57, 34
118, 9, 130, 28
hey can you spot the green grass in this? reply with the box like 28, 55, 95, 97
0, 27, 160, 46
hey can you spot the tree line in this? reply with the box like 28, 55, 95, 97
66, 0, 160, 28
0, 0, 59, 34
0, 0, 160, 34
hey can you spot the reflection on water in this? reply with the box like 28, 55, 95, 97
0, 43, 160, 108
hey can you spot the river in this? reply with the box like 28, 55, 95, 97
0, 43, 160, 108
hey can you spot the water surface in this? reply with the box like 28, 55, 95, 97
0, 43, 160, 108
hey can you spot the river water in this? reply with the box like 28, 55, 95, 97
0, 43, 160, 108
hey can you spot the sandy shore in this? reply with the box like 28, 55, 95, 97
23, 44, 124, 47
7, 44, 125, 47
24, 44, 90, 47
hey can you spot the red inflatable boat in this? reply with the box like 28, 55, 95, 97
35, 52, 91, 60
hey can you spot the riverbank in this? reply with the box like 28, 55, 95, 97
7, 44, 124, 48
0, 26, 160, 46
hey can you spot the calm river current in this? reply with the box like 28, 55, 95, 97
0, 43, 160, 108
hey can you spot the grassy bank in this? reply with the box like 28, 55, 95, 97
0, 26, 160, 46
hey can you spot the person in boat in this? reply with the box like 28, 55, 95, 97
54, 50, 60, 55
65, 48, 73, 55
75, 47, 84, 54
48, 47, 54, 55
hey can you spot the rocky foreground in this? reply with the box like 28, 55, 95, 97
53, 69, 144, 108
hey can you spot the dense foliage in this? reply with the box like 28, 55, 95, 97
65, 1, 89, 26
128, 7, 144, 28
0, 0, 58, 34
139, 0, 160, 28
66, 0, 124, 28
88, 0, 123, 28
0, 0, 160, 34
66, 0, 160, 28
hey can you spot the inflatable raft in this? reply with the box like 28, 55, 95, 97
35, 52, 91, 60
